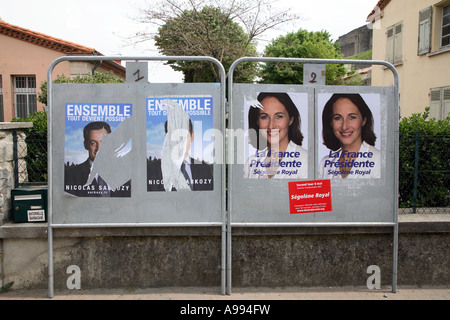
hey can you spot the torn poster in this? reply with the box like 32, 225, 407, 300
146, 96, 214, 191
64, 103, 133, 197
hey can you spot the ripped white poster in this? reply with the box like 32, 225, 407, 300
146, 96, 214, 192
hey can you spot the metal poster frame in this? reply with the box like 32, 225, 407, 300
47, 56, 227, 298
227, 57, 400, 295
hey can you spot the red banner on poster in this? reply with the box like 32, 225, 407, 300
288, 180, 332, 214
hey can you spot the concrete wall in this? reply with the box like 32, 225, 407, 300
337, 25, 373, 58
1, 215, 449, 291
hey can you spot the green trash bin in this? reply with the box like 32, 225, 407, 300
11, 185, 48, 223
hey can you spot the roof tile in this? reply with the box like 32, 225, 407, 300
0, 20, 100, 55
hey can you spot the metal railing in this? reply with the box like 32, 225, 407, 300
14, 130, 47, 187
398, 132, 450, 214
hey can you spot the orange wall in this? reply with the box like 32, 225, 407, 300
0, 33, 70, 121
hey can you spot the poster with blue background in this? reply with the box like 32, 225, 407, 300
146, 96, 214, 191
64, 103, 133, 197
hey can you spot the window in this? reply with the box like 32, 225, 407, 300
442, 4, 450, 47
14, 76, 37, 118
0, 76, 3, 122
418, 6, 433, 55
386, 22, 403, 64
429, 87, 450, 120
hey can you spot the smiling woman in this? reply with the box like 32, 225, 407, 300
257, 96, 294, 152
244, 92, 308, 179
330, 97, 367, 153
318, 93, 381, 179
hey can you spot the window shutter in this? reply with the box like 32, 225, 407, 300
386, 27, 394, 63
393, 24, 403, 63
443, 87, 450, 119
429, 89, 441, 120
442, 4, 450, 47
430, 87, 450, 120
418, 6, 433, 55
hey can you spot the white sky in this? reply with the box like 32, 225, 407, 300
0, 0, 378, 82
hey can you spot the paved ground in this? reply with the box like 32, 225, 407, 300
1, 285, 449, 300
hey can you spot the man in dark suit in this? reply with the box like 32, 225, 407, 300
147, 119, 213, 191
65, 121, 131, 197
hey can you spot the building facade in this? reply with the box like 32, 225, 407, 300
367, 0, 450, 119
337, 25, 373, 58
0, 21, 125, 122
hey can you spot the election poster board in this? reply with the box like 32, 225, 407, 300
230, 84, 396, 224
229, 84, 315, 223
51, 83, 223, 225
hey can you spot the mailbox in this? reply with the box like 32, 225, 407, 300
11, 186, 48, 223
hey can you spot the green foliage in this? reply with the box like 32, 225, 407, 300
69, 72, 125, 84
154, 6, 258, 83
38, 72, 125, 105
11, 112, 48, 183
346, 49, 372, 61
259, 29, 347, 84
399, 107, 450, 134
399, 108, 450, 208
343, 72, 366, 86
12, 110, 47, 133
0, 281, 14, 292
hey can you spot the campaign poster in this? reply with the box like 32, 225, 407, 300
317, 93, 381, 179
146, 96, 214, 191
243, 92, 309, 179
64, 103, 133, 197
288, 180, 332, 214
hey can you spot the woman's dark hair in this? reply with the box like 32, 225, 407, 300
248, 92, 304, 149
322, 93, 376, 151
